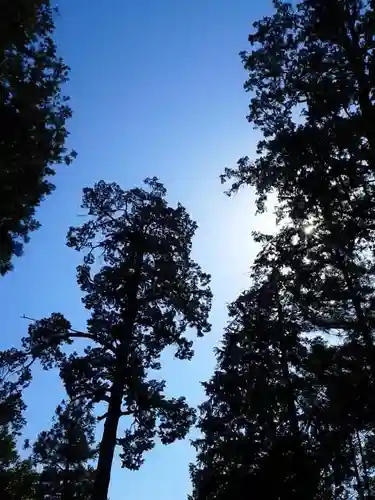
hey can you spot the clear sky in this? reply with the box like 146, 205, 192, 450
0, 1, 275, 498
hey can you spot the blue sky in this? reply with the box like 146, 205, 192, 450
0, 1, 275, 498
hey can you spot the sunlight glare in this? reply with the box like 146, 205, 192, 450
303, 224, 315, 235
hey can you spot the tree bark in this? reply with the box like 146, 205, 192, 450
92, 250, 143, 500
349, 436, 365, 500
92, 377, 124, 500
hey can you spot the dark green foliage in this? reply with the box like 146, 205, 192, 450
32, 399, 97, 499
20, 178, 212, 500
0, 0, 75, 275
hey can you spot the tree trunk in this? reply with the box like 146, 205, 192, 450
92, 378, 124, 500
92, 250, 143, 500
273, 271, 321, 499
356, 430, 370, 497
349, 436, 365, 500
62, 461, 69, 500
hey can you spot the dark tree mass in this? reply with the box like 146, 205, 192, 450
192, 0, 375, 499
31, 399, 97, 499
3, 178, 212, 499
0, 350, 37, 499
0, 0, 75, 275
5, 0, 375, 499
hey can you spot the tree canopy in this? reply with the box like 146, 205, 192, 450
6, 1, 375, 499
0, 0, 75, 275
5, 177, 212, 500
31, 399, 97, 499
192, 1, 375, 499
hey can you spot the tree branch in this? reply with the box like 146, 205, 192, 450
21, 314, 117, 353
22, 314, 95, 340
120, 410, 132, 417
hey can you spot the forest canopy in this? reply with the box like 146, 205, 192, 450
3, 1, 375, 500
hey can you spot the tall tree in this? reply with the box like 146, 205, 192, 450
0, 0, 75, 275
190, 224, 375, 499
215, 2, 375, 497
221, 0, 375, 241
254, 227, 375, 498
32, 399, 97, 500
190, 252, 322, 500
21, 178, 212, 500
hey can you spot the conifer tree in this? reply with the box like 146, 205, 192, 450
21, 178, 212, 500
0, 349, 38, 499
0, 0, 75, 274
32, 399, 97, 500
207, 2, 375, 497
190, 244, 324, 500
190, 224, 375, 499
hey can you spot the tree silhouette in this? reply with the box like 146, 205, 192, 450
0, 349, 38, 499
208, 1, 375, 498
190, 222, 375, 499
21, 178, 212, 500
191, 234, 324, 500
255, 227, 375, 498
32, 399, 97, 500
0, 0, 75, 274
